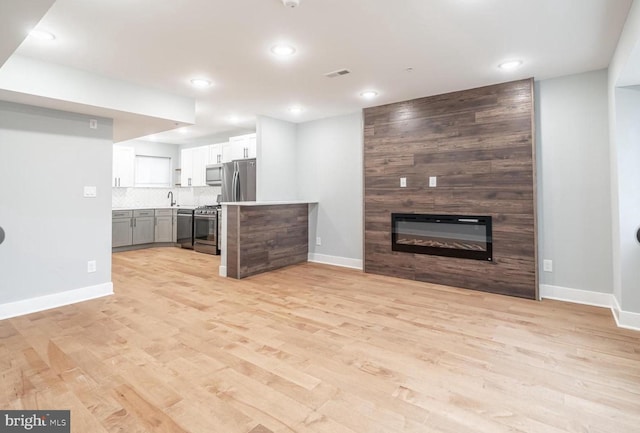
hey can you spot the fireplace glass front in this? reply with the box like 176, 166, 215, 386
391, 214, 492, 261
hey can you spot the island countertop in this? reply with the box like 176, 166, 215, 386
220, 200, 317, 206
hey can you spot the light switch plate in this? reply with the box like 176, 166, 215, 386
429, 176, 437, 187
84, 186, 97, 197
87, 260, 97, 273
543, 259, 553, 272
89, 119, 98, 129
400, 177, 407, 188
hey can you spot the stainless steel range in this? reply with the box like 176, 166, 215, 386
193, 205, 220, 255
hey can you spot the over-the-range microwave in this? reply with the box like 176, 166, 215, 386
205, 163, 223, 186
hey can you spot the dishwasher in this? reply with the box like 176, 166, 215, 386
176, 208, 194, 249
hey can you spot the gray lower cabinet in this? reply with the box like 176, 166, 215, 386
132, 210, 155, 245
172, 209, 178, 243
154, 209, 173, 243
112, 210, 133, 247
113, 208, 178, 248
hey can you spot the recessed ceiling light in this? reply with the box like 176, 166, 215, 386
228, 115, 239, 123
190, 78, 212, 88
498, 60, 523, 71
288, 106, 303, 114
271, 44, 296, 57
360, 90, 379, 99
29, 29, 55, 41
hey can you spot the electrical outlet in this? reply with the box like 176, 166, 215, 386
83, 186, 97, 197
429, 176, 437, 187
89, 119, 98, 129
543, 259, 553, 272
400, 177, 407, 188
87, 260, 97, 273
316, 237, 322, 246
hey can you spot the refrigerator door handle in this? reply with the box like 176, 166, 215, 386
235, 170, 240, 201
232, 169, 238, 202
236, 169, 242, 201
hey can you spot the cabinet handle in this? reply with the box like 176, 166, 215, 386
155, 217, 157, 226
188, 178, 191, 186
133, 218, 136, 227
114, 177, 117, 187
130, 218, 133, 228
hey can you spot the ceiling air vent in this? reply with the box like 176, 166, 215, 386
324, 69, 351, 78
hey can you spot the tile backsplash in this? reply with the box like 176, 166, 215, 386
112, 186, 221, 208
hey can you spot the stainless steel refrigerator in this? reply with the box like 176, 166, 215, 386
222, 158, 256, 202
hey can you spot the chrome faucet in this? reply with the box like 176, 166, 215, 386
167, 191, 176, 207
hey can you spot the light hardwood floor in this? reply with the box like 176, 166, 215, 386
1, 248, 639, 433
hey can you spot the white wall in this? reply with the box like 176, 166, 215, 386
126, 139, 180, 166
609, 0, 640, 320
536, 70, 613, 294
297, 113, 364, 266
614, 87, 640, 312
256, 116, 298, 201
0, 101, 113, 309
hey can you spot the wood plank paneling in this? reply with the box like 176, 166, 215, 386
363, 79, 537, 299
227, 204, 309, 279
226, 205, 239, 279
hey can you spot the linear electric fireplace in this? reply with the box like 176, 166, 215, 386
392, 214, 493, 261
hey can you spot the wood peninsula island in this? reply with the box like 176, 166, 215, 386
219, 201, 317, 279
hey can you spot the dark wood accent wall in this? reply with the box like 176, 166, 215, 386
363, 79, 537, 299
226, 204, 309, 279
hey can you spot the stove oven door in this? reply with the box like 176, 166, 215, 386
193, 214, 218, 255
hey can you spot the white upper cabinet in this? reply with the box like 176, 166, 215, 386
192, 146, 208, 186
179, 135, 256, 186
113, 145, 135, 187
224, 133, 256, 162
180, 146, 209, 187
180, 148, 193, 187
208, 143, 224, 165
244, 133, 257, 159
222, 140, 243, 162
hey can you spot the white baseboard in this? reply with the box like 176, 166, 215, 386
219, 265, 227, 277
308, 253, 363, 270
0, 282, 113, 320
540, 284, 640, 331
611, 296, 640, 331
539, 284, 615, 308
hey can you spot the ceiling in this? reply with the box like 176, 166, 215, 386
3, 0, 634, 145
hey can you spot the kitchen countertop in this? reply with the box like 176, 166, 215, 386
112, 205, 198, 211
220, 201, 317, 206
